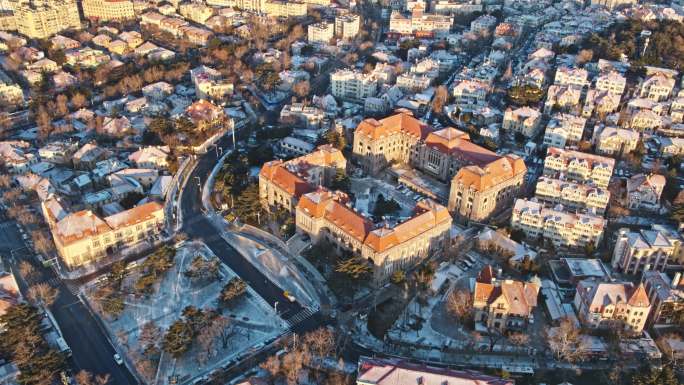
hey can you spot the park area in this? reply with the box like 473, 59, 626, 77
83, 242, 287, 385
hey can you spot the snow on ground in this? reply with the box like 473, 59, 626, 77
83, 242, 288, 385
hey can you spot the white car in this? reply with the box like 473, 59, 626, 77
113, 354, 123, 365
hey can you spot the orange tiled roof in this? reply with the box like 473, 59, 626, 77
259, 160, 313, 197
628, 283, 650, 307
453, 155, 527, 191
355, 112, 429, 141
104, 201, 163, 229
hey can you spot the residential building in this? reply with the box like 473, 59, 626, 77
554, 66, 588, 88
330, 69, 378, 101
641, 271, 684, 326
448, 155, 526, 222
263, 0, 307, 18
544, 85, 582, 114
356, 356, 514, 385
335, 14, 360, 40
626, 173, 665, 211
185, 100, 226, 131
396, 73, 432, 93
389, 5, 453, 38
535, 176, 609, 215
47, 202, 165, 269
473, 265, 540, 332
470, 14, 497, 35
38, 141, 78, 165
612, 225, 683, 275
190, 65, 233, 101
452, 79, 489, 108
259, 145, 346, 213
128, 146, 170, 169
73, 143, 109, 170
594, 126, 640, 155
574, 278, 651, 333
639, 73, 676, 102
308, 22, 334, 44
0, 71, 23, 108
179, 2, 215, 24
595, 71, 626, 96
280, 104, 325, 129
660, 137, 684, 157
82, 0, 135, 21
543, 147, 615, 189
502, 107, 542, 138
582, 90, 621, 118
511, 198, 605, 249
13, 0, 81, 39
542, 113, 586, 148
296, 189, 452, 281
0, 141, 36, 173
590, 0, 636, 10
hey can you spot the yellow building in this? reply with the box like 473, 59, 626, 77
296, 189, 452, 281
14, 0, 81, 39
82, 0, 136, 21
46, 201, 165, 269
259, 145, 346, 213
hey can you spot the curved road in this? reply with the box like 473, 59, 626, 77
177, 134, 321, 329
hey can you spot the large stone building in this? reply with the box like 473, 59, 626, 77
511, 198, 605, 249
296, 189, 452, 281
82, 0, 136, 21
388, 4, 453, 38
353, 113, 526, 221
259, 145, 346, 213
612, 225, 684, 275
472, 265, 540, 332
13, 0, 80, 39
626, 173, 665, 211
543, 147, 615, 189
574, 278, 651, 334
42, 200, 165, 269
502, 107, 542, 138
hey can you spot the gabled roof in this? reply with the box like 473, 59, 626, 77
355, 112, 429, 141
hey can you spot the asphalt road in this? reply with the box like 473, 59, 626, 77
177, 134, 322, 330
0, 219, 138, 385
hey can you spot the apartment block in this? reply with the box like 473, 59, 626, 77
574, 278, 650, 334
511, 198, 605, 249
82, 0, 135, 21
330, 69, 378, 101
554, 66, 588, 88
259, 145, 346, 213
308, 21, 334, 44
502, 107, 542, 138
612, 225, 684, 275
543, 147, 615, 189
535, 176, 609, 215
14, 0, 80, 39
639, 73, 676, 102
335, 14, 360, 40
473, 265, 539, 332
179, 2, 215, 24
542, 113, 586, 148
296, 189, 452, 281
263, 0, 307, 18
190, 65, 233, 100
452, 79, 489, 108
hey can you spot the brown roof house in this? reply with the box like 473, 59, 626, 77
472, 265, 540, 332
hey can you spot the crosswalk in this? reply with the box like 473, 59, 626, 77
285, 307, 317, 328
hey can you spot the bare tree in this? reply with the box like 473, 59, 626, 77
71, 92, 87, 109
138, 322, 161, 352
27, 283, 59, 307
292, 80, 310, 100
212, 316, 232, 349
446, 289, 473, 322
545, 317, 587, 363
304, 327, 335, 358
0, 174, 11, 188
18, 261, 35, 282
260, 355, 282, 378
281, 348, 311, 385
31, 230, 53, 256
431, 85, 449, 115
575, 49, 594, 65
56, 94, 69, 117
75, 370, 110, 385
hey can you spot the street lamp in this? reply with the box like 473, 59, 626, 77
274, 301, 279, 315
